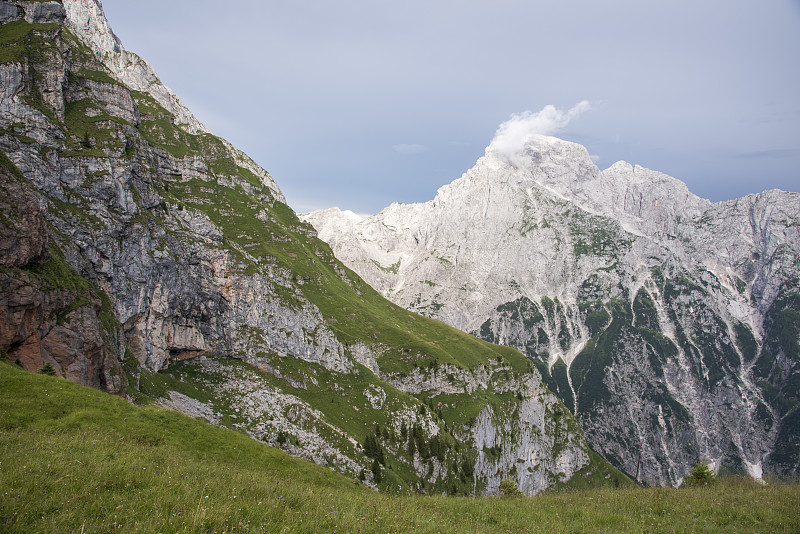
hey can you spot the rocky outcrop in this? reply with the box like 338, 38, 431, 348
0, 1, 67, 25
303, 134, 800, 485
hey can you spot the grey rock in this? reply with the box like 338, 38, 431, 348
0, 166, 49, 267
0, 163, 126, 394
0, 1, 19, 23
303, 135, 800, 485
21, 1, 65, 24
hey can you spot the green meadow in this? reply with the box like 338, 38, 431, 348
1, 360, 798, 533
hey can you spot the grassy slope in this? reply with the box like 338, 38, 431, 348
2, 361, 799, 534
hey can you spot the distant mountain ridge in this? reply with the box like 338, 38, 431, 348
303, 133, 800, 485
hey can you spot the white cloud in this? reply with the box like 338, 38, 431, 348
489, 101, 591, 163
392, 143, 429, 155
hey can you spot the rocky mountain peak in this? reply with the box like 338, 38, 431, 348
477, 134, 596, 195
304, 131, 800, 485
484, 133, 711, 235
487, 133, 594, 168
62, 0, 121, 58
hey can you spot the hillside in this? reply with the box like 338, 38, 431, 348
2, 360, 799, 533
0, 0, 627, 495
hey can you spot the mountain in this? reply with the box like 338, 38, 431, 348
302, 134, 800, 485
0, 0, 631, 495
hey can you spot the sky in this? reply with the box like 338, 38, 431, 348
100, 0, 800, 215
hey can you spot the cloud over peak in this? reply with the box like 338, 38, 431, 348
489, 101, 591, 163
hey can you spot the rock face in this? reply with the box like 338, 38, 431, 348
303, 134, 800, 485
0, 162, 48, 267
0, 0, 627, 495
0, 156, 126, 394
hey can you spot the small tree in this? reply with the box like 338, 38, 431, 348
407, 435, 416, 457
371, 458, 382, 484
276, 431, 288, 446
499, 478, 522, 497
363, 434, 377, 458
461, 458, 474, 479
38, 362, 57, 376
685, 458, 716, 487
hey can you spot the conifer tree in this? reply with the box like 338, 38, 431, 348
371, 458, 382, 483
684, 458, 716, 487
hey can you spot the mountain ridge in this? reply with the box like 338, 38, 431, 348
63, 0, 210, 135
302, 133, 800, 485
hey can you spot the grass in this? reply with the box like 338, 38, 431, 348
2, 360, 799, 533
62, 97, 129, 157
20, 243, 90, 293
0, 19, 60, 64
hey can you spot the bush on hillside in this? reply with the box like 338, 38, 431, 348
38, 362, 57, 376
684, 458, 716, 487
499, 478, 523, 497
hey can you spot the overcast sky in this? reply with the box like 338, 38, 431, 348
101, 0, 800, 215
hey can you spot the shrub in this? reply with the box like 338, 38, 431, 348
38, 362, 57, 376
685, 458, 716, 487
499, 478, 523, 497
